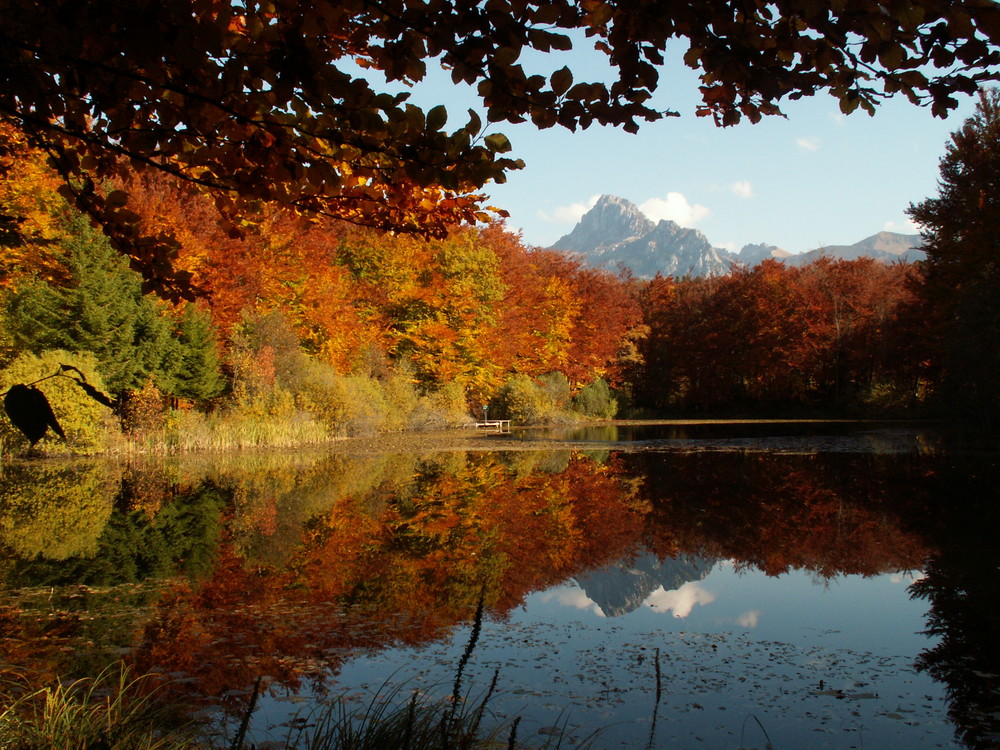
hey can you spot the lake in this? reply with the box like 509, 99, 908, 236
1, 421, 997, 749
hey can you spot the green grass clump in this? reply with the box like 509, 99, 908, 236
0, 665, 199, 750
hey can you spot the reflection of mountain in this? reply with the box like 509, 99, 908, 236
574, 551, 717, 617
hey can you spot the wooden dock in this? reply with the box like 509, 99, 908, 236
472, 419, 512, 433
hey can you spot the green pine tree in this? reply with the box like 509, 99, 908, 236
169, 303, 225, 402
7, 213, 179, 394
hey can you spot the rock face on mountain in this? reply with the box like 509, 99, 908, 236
550, 194, 655, 253
736, 242, 792, 266
548, 194, 924, 278
785, 231, 924, 266
549, 195, 731, 278
573, 552, 717, 618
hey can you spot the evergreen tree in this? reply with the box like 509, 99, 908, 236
7, 214, 178, 394
169, 303, 225, 402
908, 88, 1000, 424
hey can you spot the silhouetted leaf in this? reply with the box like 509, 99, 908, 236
3, 384, 65, 446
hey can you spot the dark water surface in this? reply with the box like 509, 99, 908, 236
1, 421, 997, 749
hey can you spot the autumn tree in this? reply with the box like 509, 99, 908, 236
4, 210, 226, 398
635, 258, 924, 413
908, 88, 1000, 424
2, 0, 998, 296
798, 258, 925, 405
0, 122, 70, 290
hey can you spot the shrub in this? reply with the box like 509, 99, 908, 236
572, 378, 619, 419
380, 370, 421, 432
296, 365, 390, 436
537, 371, 571, 410
405, 381, 469, 429
121, 378, 168, 436
491, 374, 553, 424
0, 350, 119, 454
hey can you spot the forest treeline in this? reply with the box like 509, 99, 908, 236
0, 124, 944, 453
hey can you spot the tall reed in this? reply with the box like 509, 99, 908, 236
0, 664, 199, 749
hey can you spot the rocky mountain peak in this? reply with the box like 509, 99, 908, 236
550, 195, 655, 254
545, 193, 924, 279
549, 195, 731, 278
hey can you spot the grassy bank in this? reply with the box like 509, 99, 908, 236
0, 664, 591, 750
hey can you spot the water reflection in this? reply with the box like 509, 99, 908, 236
512, 420, 937, 454
0, 432, 996, 748
573, 552, 717, 617
908, 459, 1000, 750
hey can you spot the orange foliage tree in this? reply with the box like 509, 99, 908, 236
5, 0, 995, 296
636, 258, 925, 412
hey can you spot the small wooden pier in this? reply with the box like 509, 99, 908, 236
473, 419, 512, 433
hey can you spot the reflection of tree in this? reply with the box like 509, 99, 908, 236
0, 447, 952, 725
630, 452, 930, 577
908, 459, 1000, 750
0, 475, 227, 685
0, 461, 120, 560
5, 480, 225, 587
130, 452, 649, 707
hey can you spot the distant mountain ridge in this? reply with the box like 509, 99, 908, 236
548, 195, 924, 278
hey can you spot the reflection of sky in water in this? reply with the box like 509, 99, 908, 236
251, 563, 958, 750
538, 562, 932, 653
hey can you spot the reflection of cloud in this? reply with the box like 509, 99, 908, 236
891, 572, 926, 584
640, 193, 710, 228
796, 136, 821, 151
538, 195, 599, 224
737, 610, 761, 628
540, 586, 605, 616
645, 581, 715, 618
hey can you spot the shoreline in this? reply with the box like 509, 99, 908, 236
2, 417, 947, 462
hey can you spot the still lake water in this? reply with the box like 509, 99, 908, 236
1, 421, 998, 749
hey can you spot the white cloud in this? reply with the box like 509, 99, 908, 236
645, 581, 716, 618
883, 218, 921, 234
729, 180, 755, 199
737, 610, 761, 628
639, 193, 710, 228
538, 195, 599, 224
796, 136, 821, 152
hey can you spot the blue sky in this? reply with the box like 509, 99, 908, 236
402, 45, 979, 255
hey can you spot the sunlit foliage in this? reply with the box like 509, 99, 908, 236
2, 0, 998, 295
634, 258, 925, 413
0, 351, 117, 453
